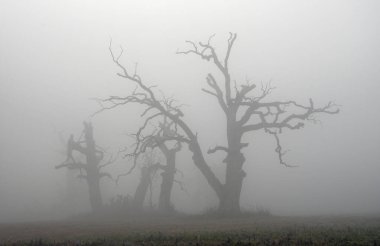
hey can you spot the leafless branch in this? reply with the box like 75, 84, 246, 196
98, 150, 120, 170
224, 32, 237, 69
240, 99, 339, 132
205, 73, 227, 113
99, 172, 113, 180
55, 162, 87, 170
265, 129, 297, 168
176, 34, 216, 62
177, 33, 238, 106
174, 179, 188, 194
207, 145, 228, 154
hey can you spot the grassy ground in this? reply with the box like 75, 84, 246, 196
1, 215, 380, 245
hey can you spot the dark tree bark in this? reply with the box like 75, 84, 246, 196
56, 122, 113, 212
96, 34, 339, 214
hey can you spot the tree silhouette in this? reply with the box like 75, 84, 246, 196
127, 149, 161, 211
117, 117, 184, 213
56, 122, 114, 212
96, 33, 339, 214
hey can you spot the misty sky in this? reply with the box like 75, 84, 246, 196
0, 0, 380, 222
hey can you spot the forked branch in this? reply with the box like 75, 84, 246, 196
241, 99, 339, 132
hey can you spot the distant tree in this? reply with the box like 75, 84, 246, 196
117, 117, 183, 213
56, 122, 114, 212
137, 117, 182, 213
96, 33, 339, 214
52, 127, 87, 213
121, 149, 161, 211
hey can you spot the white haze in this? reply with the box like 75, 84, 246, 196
0, 0, 379, 222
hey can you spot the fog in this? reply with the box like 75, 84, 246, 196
0, 0, 379, 223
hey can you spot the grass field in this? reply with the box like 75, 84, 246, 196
1, 215, 380, 245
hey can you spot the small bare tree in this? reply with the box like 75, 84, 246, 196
96, 34, 339, 214
123, 149, 161, 211
136, 117, 183, 213
56, 122, 113, 212
52, 127, 87, 213
117, 116, 184, 213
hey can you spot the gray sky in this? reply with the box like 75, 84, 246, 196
0, 0, 380, 221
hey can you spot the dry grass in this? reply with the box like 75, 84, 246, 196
0, 215, 380, 245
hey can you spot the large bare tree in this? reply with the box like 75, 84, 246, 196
96, 33, 339, 214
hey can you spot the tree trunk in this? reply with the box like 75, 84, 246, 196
86, 169, 102, 212
218, 120, 246, 214
84, 122, 103, 212
133, 165, 158, 210
219, 151, 246, 214
57, 122, 108, 213
188, 138, 224, 201
133, 166, 151, 210
158, 150, 176, 213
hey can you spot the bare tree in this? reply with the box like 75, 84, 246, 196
52, 127, 87, 213
96, 34, 339, 214
176, 33, 339, 213
117, 116, 183, 213
137, 117, 182, 213
56, 122, 114, 212
128, 149, 161, 211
